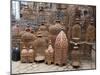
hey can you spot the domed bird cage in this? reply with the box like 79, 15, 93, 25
45, 40, 54, 65
37, 23, 49, 42
33, 33, 48, 62
54, 30, 68, 66
49, 20, 66, 47
21, 31, 36, 49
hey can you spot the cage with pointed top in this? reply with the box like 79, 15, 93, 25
54, 30, 68, 66
45, 40, 54, 65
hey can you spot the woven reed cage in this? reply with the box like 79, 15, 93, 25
21, 31, 36, 48
21, 46, 28, 63
86, 24, 95, 43
45, 40, 54, 65
54, 30, 68, 66
72, 23, 81, 39
27, 46, 35, 63
71, 44, 80, 68
49, 21, 66, 47
21, 6, 35, 20
33, 34, 48, 61
21, 46, 35, 63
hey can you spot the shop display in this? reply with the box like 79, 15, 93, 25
11, 1, 96, 74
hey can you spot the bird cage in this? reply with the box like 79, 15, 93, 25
37, 23, 49, 42
27, 46, 35, 63
72, 18, 81, 39
80, 19, 96, 60
12, 24, 21, 42
86, 23, 95, 43
21, 46, 28, 63
82, 20, 96, 60
54, 30, 68, 66
21, 6, 35, 20
45, 40, 54, 65
72, 24, 81, 39
33, 34, 48, 62
21, 31, 36, 48
49, 20, 66, 47
71, 43, 80, 68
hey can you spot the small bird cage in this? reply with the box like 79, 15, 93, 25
28, 46, 35, 63
45, 40, 54, 65
86, 21, 95, 43
21, 31, 36, 48
21, 46, 28, 63
49, 20, 66, 47
71, 43, 80, 68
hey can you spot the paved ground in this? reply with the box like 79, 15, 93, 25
12, 60, 95, 74
11, 49, 96, 74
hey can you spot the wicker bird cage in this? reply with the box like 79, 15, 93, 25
72, 20, 81, 39
71, 43, 80, 68
45, 40, 54, 65
49, 20, 66, 47
21, 31, 36, 49
12, 25, 20, 39
86, 23, 95, 43
21, 46, 28, 63
33, 34, 48, 62
21, 6, 35, 20
27, 46, 35, 63
80, 22, 95, 60
80, 20, 95, 60
36, 25, 49, 43
54, 30, 68, 66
